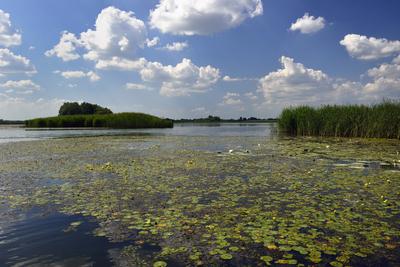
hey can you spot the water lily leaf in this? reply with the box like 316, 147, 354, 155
220, 253, 233, 260
153, 261, 167, 267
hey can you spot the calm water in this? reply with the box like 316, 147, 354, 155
0, 211, 127, 267
0, 123, 276, 143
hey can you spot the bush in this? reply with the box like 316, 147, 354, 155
278, 101, 400, 139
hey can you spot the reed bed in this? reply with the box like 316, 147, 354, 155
278, 101, 400, 139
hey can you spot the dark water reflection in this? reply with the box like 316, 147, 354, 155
0, 211, 126, 267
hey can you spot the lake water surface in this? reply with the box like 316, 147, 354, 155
0, 123, 275, 143
0, 123, 399, 267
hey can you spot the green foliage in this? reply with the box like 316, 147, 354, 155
59, 102, 113, 116
25, 113, 173, 129
278, 101, 400, 139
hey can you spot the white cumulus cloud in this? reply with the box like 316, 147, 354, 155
367, 62, 400, 80
219, 92, 242, 106
95, 57, 147, 71
290, 13, 326, 34
340, 34, 400, 60
45, 31, 81, 61
125, 83, 152, 91
222, 75, 256, 82
163, 41, 188, 51
46, 7, 147, 65
258, 56, 400, 106
0, 79, 40, 91
149, 0, 263, 35
55, 70, 100, 82
45, 6, 223, 97
0, 79, 40, 95
0, 9, 22, 47
80, 6, 147, 62
245, 92, 258, 100
363, 60, 400, 99
0, 48, 36, 75
259, 56, 331, 103
146, 37, 160, 47
363, 78, 400, 100
223, 75, 242, 82
139, 58, 220, 96
98, 56, 221, 96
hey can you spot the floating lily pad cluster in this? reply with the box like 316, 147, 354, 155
1, 135, 400, 266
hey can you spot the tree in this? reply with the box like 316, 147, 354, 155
59, 102, 82, 115
207, 115, 221, 122
80, 102, 97, 115
94, 105, 113, 114
58, 102, 113, 116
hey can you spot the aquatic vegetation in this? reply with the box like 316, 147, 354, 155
153, 261, 167, 267
25, 112, 173, 129
279, 101, 400, 139
1, 135, 400, 266
260, 255, 273, 265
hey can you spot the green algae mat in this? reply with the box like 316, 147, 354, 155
1, 135, 399, 266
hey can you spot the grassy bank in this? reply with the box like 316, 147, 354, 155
279, 101, 400, 139
25, 112, 173, 129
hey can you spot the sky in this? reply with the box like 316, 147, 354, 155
0, 0, 400, 120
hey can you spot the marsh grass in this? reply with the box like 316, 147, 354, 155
25, 113, 173, 129
279, 101, 400, 139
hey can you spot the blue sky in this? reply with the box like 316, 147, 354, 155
0, 0, 399, 120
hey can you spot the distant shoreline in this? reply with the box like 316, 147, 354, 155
175, 119, 278, 123
0, 121, 25, 125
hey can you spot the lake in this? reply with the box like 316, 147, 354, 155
0, 123, 399, 266
0, 123, 276, 143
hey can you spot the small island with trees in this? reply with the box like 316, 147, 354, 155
25, 102, 173, 129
